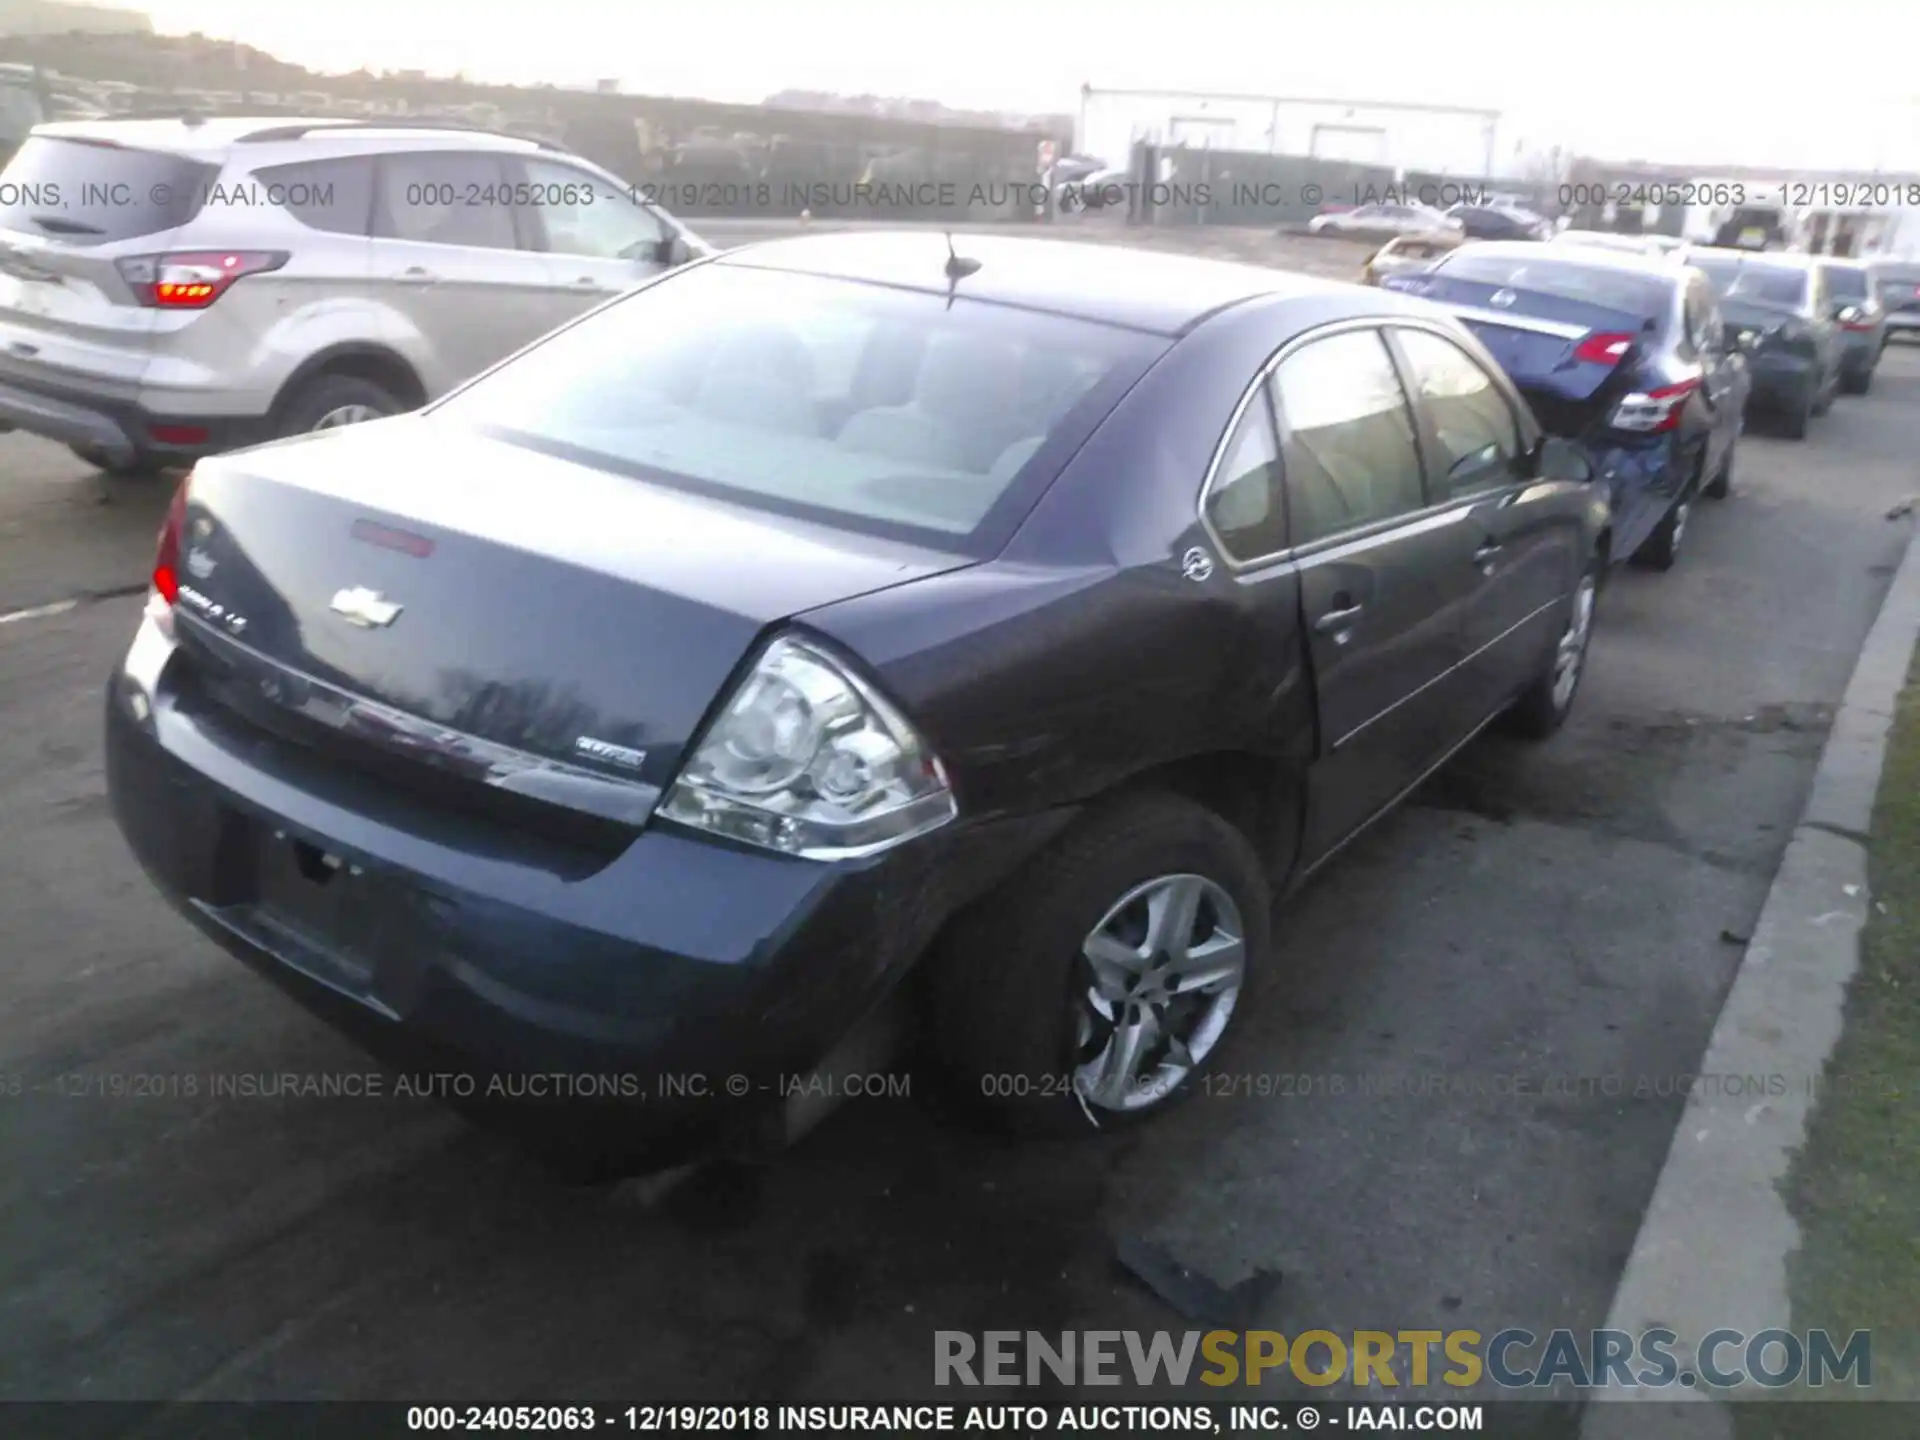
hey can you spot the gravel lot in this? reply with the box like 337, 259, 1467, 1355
2, 233, 1916, 1430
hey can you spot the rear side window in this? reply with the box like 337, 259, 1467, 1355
373, 151, 516, 251
0, 135, 215, 245
1271, 329, 1426, 545
251, 156, 375, 236
1822, 266, 1870, 301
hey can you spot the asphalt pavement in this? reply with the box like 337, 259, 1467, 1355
2, 335, 1917, 1427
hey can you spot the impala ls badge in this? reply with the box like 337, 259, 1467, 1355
329, 586, 402, 628
1489, 288, 1517, 308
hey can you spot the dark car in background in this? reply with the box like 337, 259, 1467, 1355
1816, 258, 1886, 393
1872, 260, 1920, 344
1682, 248, 1841, 437
1448, 203, 1550, 241
1384, 242, 1746, 571
105, 233, 1609, 1171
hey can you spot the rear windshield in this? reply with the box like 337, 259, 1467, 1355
1434, 252, 1671, 316
1823, 266, 1871, 300
0, 135, 215, 245
433, 263, 1165, 552
1692, 260, 1806, 307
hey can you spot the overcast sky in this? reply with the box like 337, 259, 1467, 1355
146, 0, 1920, 171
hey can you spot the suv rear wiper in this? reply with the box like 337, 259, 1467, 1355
29, 215, 103, 236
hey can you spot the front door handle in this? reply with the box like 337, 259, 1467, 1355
1473, 539, 1504, 570
1313, 603, 1366, 636
394, 267, 438, 285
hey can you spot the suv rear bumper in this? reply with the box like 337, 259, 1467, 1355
0, 372, 271, 465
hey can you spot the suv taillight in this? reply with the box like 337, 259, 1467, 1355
1609, 378, 1700, 435
117, 251, 288, 309
148, 473, 191, 636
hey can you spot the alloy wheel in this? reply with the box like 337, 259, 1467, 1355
1072, 873, 1246, 1113
311, 404, 383, 431
1551, 574, 1598, 710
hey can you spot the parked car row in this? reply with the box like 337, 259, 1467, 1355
0, 115, 1889, 1173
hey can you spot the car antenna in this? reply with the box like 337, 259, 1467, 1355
943, 231, 981, 308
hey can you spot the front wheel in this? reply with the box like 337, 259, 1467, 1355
925, 793, 1272, 1137
1505, 562, 1599, 739
1634, 493, 1691, 572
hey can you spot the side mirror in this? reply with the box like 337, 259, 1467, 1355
655, 233, 692, 267
1536, 435, 1595, 484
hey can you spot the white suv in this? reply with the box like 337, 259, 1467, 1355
0, 116, 710, 474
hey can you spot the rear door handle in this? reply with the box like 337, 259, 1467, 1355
1313, 603, 1366, 635
394, 267, 438, 285
1473, 539, 1504, 568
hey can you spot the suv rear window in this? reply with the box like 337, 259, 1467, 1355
433, 263, 1165, 554
1693, 261, 1806, 308
1435, 252, 1672, 317
1823, 266, 1871, 300
0, 135, 215, 245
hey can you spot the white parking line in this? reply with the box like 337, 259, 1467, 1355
0, 598, 80, 627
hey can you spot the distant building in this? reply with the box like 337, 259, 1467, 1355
0, 0, 150, 35
1076, 84, 1528, 179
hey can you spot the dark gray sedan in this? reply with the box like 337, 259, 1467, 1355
106, 233, 1612, 1169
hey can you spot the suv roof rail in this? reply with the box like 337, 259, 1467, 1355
235, 118, 571, 152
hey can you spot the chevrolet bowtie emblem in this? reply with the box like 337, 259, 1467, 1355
329, 586, 403, 628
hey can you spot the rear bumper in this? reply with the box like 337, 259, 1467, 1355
103, 614, 1063, 1158
1838, 330, 1882, 369
0, 371, 271, 465
1743, 353, 1817, 411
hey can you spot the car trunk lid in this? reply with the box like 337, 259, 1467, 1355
168, 417, 978, 833
1381, 272, 1648, 431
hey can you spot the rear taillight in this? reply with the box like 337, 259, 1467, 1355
148, 473, 191, 635
117, 251, 288, 309
1609, 378, 1699, 435
1573, 331, 1637, 365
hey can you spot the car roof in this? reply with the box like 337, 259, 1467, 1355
1457, 238, 1677, 276
712, 230, 1353, 336
1682, 246, 1812, 271
30, 116, 544, 158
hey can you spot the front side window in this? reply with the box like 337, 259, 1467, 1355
1271, 329, 1426, 545
431, 263, 1164, 551
1393, 328, 1519, 498
520, 158, 665, 261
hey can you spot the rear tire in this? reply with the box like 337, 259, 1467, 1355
1505, 559, 1600, 740
924, 792, 1271, 1138
1703, 444, 1734, 500
1779, 389, 1812, 440
274, 373, 405, 438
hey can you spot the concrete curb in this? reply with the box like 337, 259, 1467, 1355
1579, 513, 1920, 1440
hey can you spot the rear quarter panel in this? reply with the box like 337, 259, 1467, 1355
802, 293, 1386, 826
